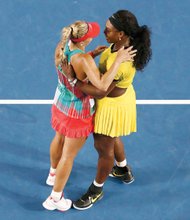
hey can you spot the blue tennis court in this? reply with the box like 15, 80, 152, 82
0, 1, 190, 220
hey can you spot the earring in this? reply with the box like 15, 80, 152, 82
119, 37, 121, 41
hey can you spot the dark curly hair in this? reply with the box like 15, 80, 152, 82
110, 10, 152, 71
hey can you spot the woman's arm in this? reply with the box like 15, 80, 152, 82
78, 46, 136, 91
75, 80, 117, 99
88, 45, 108, 58
60, 59, 117, 98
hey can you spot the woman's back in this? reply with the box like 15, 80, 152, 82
53, 42, 95, 119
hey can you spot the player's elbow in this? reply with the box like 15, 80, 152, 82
97, 84, 108, 92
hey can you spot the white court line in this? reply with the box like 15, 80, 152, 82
136, 100, 190, 105
0, 100, 190, 104
0, 100, 53, 104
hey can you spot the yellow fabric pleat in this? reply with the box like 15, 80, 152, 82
94, 85, 137, 137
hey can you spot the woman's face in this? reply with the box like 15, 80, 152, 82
84, 38, 93, 46
104, 20, 120, 43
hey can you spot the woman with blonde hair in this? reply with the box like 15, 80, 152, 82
42, 20, 136, 212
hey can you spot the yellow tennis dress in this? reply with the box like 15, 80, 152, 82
94, 45, 137, 137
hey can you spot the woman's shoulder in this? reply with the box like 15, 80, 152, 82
120, 61, 135, 72
102, 44, 112, 55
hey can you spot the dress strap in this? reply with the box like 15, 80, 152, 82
64, 43, 84, 63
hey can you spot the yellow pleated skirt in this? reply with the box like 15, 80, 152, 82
94, 84, 137, 137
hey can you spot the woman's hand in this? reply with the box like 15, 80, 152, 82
61, 59, 76, 81
91, 45, 108, 57
116, 46, 137, 63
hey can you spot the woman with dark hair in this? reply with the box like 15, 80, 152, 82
72, 9, 152, 210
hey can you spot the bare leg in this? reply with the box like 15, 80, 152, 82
50, 132, 64, 169
72, 134, 116, 210
53, 136, 86, 192
114, 137, 126, 163
93, 133, 116, 184
43, 136, 86, 211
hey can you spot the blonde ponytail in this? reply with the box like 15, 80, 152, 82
55, 26, 72, 67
